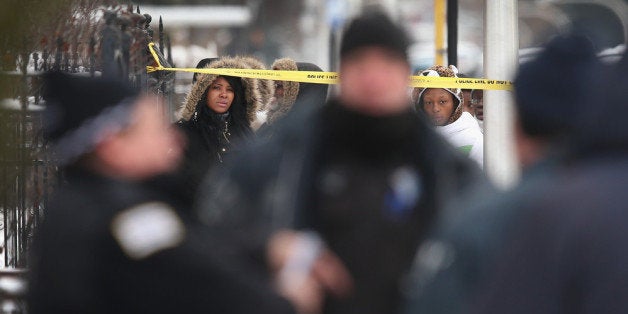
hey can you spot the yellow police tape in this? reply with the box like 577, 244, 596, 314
146, 43, 513, 91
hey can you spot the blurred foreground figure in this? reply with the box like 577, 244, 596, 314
28, 72, 295, 314
199, 11, 482, 314
470, 39, 628, 314
403, 33, 602, 314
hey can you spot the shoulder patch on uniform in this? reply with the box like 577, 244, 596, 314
111, 202, 185, 260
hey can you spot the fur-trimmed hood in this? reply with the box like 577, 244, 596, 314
240, 56, 274, 109
265, 59, 328, 125
178, 56, 263, 124
266, 58, 300, 125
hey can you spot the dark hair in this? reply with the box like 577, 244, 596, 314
458, 73, 472, 92
192, 58, 219, 84
227, 75, 253, 137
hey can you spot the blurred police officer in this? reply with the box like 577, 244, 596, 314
28, 72, 295, 314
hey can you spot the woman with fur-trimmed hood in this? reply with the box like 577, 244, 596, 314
257, 58, 329, 137
413, 65, 484, 168
175, 56, 263, 202
240, 56, 275, 110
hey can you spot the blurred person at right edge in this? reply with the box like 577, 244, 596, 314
402, 32, 603, 314
196, 9, 484, 314
257, 58, 329, 138
413, 65, 484, 168
469, 39, 628, 313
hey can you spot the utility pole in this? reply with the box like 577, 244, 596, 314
446, 0, 458, 66
484, 0, 520, 189
434, 0, 446, 65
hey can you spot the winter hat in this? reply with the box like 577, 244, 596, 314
413, 65, 463, 125
292, 62, 329, 111
340, 11, 409, 60
42, 71, 139, 164
515, 33, 597, 138
576, 48, 627, 150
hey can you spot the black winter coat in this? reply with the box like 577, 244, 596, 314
175, 111, 252, 208
197, 99, 484, 314
28, 167, 294, 314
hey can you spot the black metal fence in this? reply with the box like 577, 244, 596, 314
0, 2, 175, 312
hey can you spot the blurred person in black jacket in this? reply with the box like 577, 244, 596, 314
198, 10, 483, 314
470, 40, 628, 314
28, 72, 297, 314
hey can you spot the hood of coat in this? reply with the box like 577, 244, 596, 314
266, 60, 328, 125
240, 56, 275, 109
178, 56, 263, 124
293, 62, 329, 110
266, 58, 300, 125
412, 65, 463, 126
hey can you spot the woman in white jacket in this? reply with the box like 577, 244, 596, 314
413, 65, 484, 168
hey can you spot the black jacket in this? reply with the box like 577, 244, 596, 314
468, 49, 628, 310
198, 99, 483, 314
28, 167, 294, 314
174, 108, 254, 208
